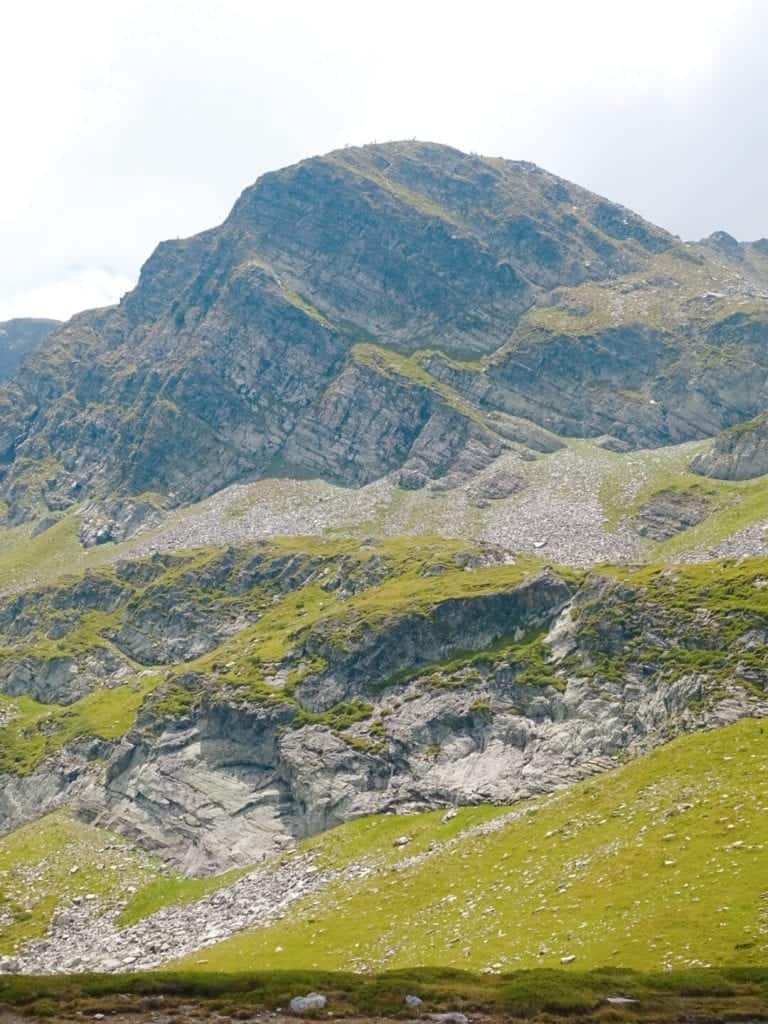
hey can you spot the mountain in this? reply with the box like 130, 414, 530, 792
1, 143, 768, 987
3, 141, 768, 549
0, 318, 59, 382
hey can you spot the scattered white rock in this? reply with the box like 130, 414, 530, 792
289, 992, 327, 1013
0, 955, 20, 974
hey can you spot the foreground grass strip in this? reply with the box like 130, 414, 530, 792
1, 966, 767, 1020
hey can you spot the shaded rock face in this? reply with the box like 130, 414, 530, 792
633, 489, 710, 540
0, 648, 131, 705
0, 319, 59, 382
86, 701, 302, 874
425, 313, 768, 448
0, 141, 679, 527
294, 573, 572, 713
691, 413, 768, 481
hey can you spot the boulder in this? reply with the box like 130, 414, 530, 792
289, 993, 328, 1013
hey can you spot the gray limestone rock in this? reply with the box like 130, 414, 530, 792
691, 414, 768, 481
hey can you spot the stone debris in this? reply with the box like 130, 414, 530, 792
10, 802, 548, 975
13, 855, 339, 975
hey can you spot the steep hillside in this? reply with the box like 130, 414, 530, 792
422, 244, 768, 450
2, 142, 767, 546
0, 319, 59, 382
0, 537, 765, 879
177, 717, 768, 976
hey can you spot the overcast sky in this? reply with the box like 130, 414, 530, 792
1, 0, 767, 321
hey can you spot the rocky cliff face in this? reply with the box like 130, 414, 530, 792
0, 538, 764, 874
8, 141, 768, 540
0, 319, 59, 382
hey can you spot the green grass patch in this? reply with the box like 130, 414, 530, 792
0, 674, 162, 775
118, 867, 248, 927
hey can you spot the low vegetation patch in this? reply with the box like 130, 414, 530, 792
0, 965, 767, 1021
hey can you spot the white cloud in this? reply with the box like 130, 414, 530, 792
0, 270, 135, 322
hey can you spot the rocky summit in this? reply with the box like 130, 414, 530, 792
2, 141, 768, 546
0, 142, 767, 986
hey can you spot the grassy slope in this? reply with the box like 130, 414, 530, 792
2, 719, 766, 985
0, 514, 138, 594
0, 676, 162, 776
172, 718, 768, 974
0, 811, 249, 954
590, 439, 768, 556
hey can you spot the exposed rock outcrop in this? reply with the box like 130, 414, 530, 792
0, 540, 765, 873
691, 413, 768, 481
633, 489, 710, 540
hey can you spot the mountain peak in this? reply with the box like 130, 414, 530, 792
703, 228, 742, 252
0, 143, 761, 541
